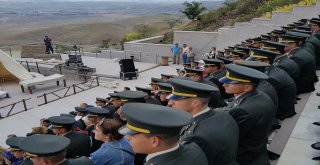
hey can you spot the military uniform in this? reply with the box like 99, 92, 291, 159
149, 77, 167, 106
203, 59, 233, 100
19, 135, 93, 165
280, 35, 316, 93
265, 66, 297, 119
234, 60, 278, 109
184, 68, 224, 108
73, 106, 87, 130
169, 78, 239, 165
119, 103, 208, 165
248, 49, 297, 119
48, 116, 91, 158
309, 19, 320, 69
273, 55, 300, 85
145, 142, 208, 165
220, 64, 275, 165
135, 86, 162, 105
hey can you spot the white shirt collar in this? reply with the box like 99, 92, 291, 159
146, 144, 179, 162
193, 107, 210, 118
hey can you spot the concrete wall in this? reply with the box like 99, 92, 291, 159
124, 43, 172, 63
173, 31, 218, 60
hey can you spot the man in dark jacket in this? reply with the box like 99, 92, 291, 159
220, 64, 275, 165
280, 34, 316, 94
168, 78, 239, 165
48, 116, 91, 159
248, 48, 297, 120
119, 103, 209, 165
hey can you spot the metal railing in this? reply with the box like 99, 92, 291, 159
0, 98, 32, 119
37, 77, 100, 106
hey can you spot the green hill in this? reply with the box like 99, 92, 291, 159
163, 0, 316, 43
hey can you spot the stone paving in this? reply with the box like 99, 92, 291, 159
1, 55, 320, 165
0, 56, 179, 146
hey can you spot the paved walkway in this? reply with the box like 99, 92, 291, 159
1, 55, 320, 165
0, 57, 180, 146
277, 70, 320, 165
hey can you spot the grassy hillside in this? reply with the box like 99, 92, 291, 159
0, 14, 174, 47
162, 0, 316, 43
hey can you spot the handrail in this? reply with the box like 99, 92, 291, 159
37, 77, 100, 106
0, 98, 32, 119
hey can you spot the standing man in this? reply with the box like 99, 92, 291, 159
43, 35, 54, 54
220, 64, 275, 165
171, 43, 181, 64
119, 103, 208, 165
181, 44, 189, 64
168, 78, 239, 165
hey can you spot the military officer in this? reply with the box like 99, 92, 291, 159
310, 18, 320, 39
119, 103, 208, 165
149, 77, 166, 105
229, 50, 246, 61
6, 137, 27, 165
108, 92, 122, 111
184, 67, 224, 108
248, 48, 297, 120
160, 74, 171, 82
157, 82, 173, 104
234, 60, 278, 112
203, 59, 233, 99
192, 61, 200, 69
219, 64, 275, 165
288, 30, 320, 70
19, 135, 93, 165
280, 34, 316, 93
135, 86, 162, 105
262, 40, 300, 85
48, 116, 91, 158
73, 106, 87, 131
168, 78, 239, 165
95, 97, 116, 115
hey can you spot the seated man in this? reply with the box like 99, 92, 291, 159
48, 116, 91, 159
19, 134, 93, 165
219, 64, 275, 165
119, 103, 208, 165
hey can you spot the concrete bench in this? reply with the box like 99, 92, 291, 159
0, 91, 9, 98
19, 74, 66, 94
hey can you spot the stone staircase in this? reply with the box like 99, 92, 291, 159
215, 0, 320, 50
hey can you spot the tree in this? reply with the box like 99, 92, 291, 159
181, 1, 207, 20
